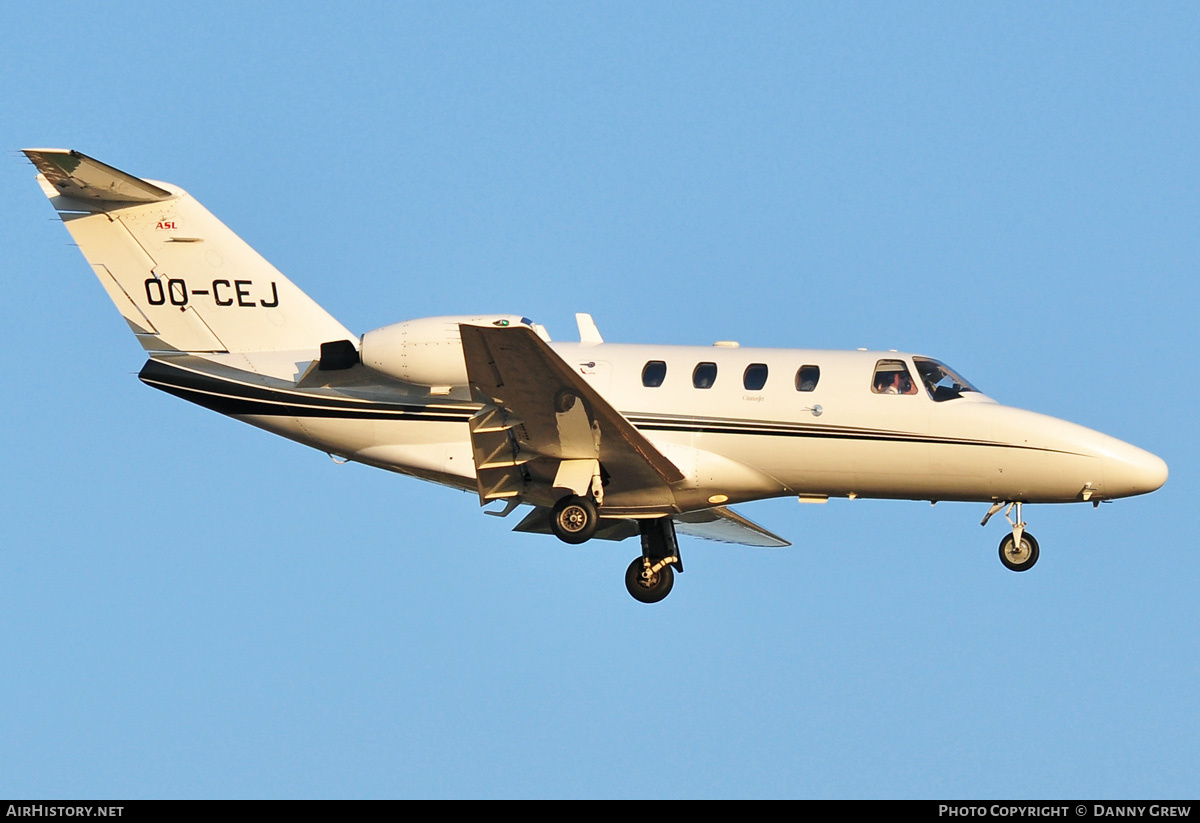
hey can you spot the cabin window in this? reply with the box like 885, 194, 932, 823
692, 362, 718, 389
795, 365, 820, 392
871, 360, 918, 395
913, 357, 980, 402
642, 360, 667, 388
743, 363, 768, 391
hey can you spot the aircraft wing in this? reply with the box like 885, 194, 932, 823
459, 324, 683, 509
511, 508, 638, 541
674, 506, 791, 547
512, 504, 790, 548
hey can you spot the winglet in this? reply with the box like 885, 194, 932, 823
22, 148, 172, 203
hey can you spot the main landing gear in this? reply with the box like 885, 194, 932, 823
981, 501, 1040, 572
549, 494, 598, 544
626, 518, 682, 604
548, 494, 682, 602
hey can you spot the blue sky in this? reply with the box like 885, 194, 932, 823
1, 2, 1196, 798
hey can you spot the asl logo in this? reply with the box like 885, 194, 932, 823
155, 221, 177, 230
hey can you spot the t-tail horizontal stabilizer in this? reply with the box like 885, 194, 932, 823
24, 149, 171, 203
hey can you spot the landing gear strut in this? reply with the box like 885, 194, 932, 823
626, 517, 681, 603
982, 501, 1040, 572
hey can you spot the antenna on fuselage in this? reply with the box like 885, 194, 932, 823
576, 313, 603, 344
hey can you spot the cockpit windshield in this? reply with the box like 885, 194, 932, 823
913, 357, 981, 402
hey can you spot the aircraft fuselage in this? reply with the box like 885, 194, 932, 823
140, 341, 1167, 514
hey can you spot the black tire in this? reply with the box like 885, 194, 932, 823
999, 531, 1040, 572
625, 556, 675, 603
550, 495, 598, 544
553, 389, 578, 413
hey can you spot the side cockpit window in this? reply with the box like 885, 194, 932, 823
795, 365, 820, 392
872, 360, 918, 395
642, 360, 667, 388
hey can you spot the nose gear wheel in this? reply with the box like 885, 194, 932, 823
999, 532, 1040, 572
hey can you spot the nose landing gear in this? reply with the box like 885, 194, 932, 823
999, 531, 1040, 572
982, 501, 1040, 572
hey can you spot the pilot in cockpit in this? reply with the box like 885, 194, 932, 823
874, 365, 917, 395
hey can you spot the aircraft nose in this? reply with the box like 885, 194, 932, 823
1103, 439, 1168, 498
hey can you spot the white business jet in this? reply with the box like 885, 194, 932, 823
24, 149, 1168, 603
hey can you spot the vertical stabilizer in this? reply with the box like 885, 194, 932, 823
24, 149, 352, 354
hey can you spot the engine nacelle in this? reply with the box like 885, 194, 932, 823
359, 314, 532, 387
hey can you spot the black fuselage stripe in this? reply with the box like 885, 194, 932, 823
139, 360, 474, 422
637, 423, 967, 444
144, 379, 470, 421
140, 360, 1082, 454
139, 359, 471, 415
631, 423, 1076, 453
